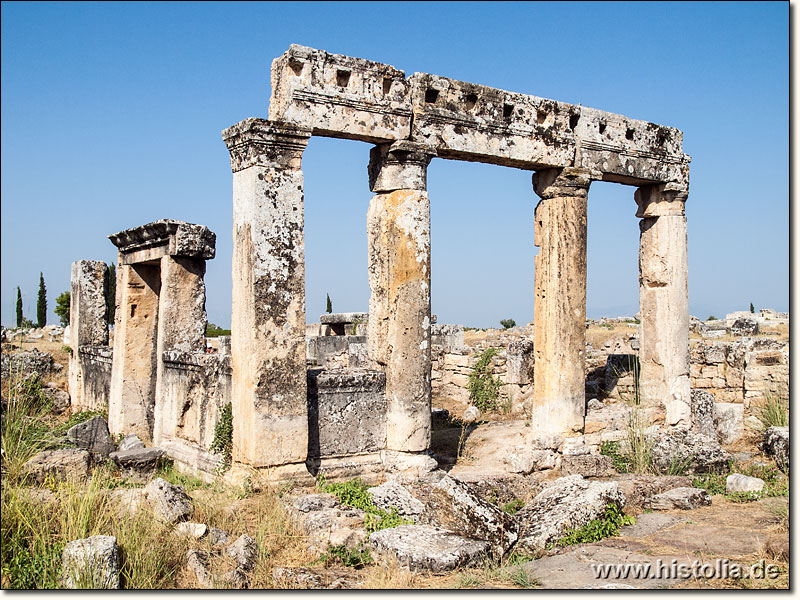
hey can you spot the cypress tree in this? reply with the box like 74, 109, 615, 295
106, 263, 116, 325
326, 293, 332, 314
36, 272, 47, 327
15, 287, 23, 327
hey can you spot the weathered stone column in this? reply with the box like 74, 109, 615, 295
68, 260, 109, 412
222, 118, 312, 468
152, 255, 208, 446
635, 183, 690, 427
108, 262, 161, 440
366, 141, 436, 455
531, 167, 591, 441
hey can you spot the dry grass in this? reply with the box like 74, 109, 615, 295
585, 322, 638, 348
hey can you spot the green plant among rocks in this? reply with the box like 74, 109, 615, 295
317, 476, 412, 533
468, 348, 502, 412
755, 391, 789, 429
209, 403, 233, 471
316, 542, 372, 568
554, 503, 634, 547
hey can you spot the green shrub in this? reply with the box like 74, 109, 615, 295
555, 503, 634, 547
692, 473, 726, 495
500, 499, 525, 515
600, 441, 632, 473
317, 476, 412, 533
706, 315, 717, 321
54, 291, 71, 327
209, 403, 233, 471
205, 323, 231, 338
499, 318, 516, 330
317, 543, 372, 568
468, 348, 502, 412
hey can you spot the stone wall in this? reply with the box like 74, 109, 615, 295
156, 351, 232, 480
72, 346, 113, 413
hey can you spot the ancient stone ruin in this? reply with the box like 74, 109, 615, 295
68, 45, 694, 482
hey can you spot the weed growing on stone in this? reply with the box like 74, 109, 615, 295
755, 391, 789, 429
468, 347, 502, 412
554, 503, 634, 547
209, 402, 233, 471
500, 498, 525, 515
317, 476, 412, 533
316, 543, 372, 568
508, 567, 539, 588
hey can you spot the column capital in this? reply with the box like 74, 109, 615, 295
634, 182, 688, 218
368, 140, 437, 193
222, 118, 311, 172
532, 167, 592, 200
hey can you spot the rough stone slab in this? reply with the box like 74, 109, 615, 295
187, 549, 213, 588
226, 534, 258, 572
561, 454, 616, 478
726, 474, 765, 494
307, 368, 386, 457
144, 477, 193, 524
614, 475, 693, 511
369, 525, 489, 572
69, 260, 109, 347
109, 447, 165, 473
368, 480, 425, 519
715, 403, 744, 445
514, 475, 625, 553
649, 524, 768, 557
22, 449, 91, 485
175, 522, 208, 539
643, 487, 711, 511
319, 312, 369, 325
108, 219, 215, 264
619, 513, 685, 538
272, 566, 361, 589
761, 426, 789, 471
420, 474, 517, 556
117, 433, 145, 452
67, 416, 116, 458
61, 535, 120, 589
649, 430, 730, 474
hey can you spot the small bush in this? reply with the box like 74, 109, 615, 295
555, 503, 634, 547
755, 391, 789, 429
468, 348, 502, 412
317, 543, 372, 568
600, 441, 632, 473
205, 323, 231, 338
499, 318, 516, 330
706, 315, 717, 321
500, 499, 525, 515
209, 403, 233, 471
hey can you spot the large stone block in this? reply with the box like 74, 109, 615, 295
307, 368, 386, 457
369, 525, 489, 572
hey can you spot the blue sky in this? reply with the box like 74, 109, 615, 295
1, 1, 788, 328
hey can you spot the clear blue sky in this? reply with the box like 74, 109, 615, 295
1, 1, 788, 328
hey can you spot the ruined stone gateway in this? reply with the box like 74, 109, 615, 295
71, 45, 692, 482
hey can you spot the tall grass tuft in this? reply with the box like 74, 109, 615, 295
756, 391, 789, 430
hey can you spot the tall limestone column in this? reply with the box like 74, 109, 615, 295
68, 260, 109, 412
367, 141, 436, 457
222, 118, 312, 469
531, 167, 591, 441
635, 183, 690, 427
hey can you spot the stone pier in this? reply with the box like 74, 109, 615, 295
531, 168, 591, 440
108, 220, 215, 442
68, 260, 109, 412
222, 118, 312, 469
636, 183, 691, 427
367, 141, 435, 455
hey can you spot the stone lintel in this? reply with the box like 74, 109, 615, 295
268, 46, 690, 183
368, 141, 437, 192
635, 182, 689, 218
108, 220, 216, 265
222, 117, 311, 172
319, 312, 369, 325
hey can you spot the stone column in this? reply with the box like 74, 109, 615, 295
531, 167, 591, 441
108, 262, 161, 441
152, 256, 208, 446
68, 260, 109, 412
635, 183, 690, 427
222, 118, 311, 468
366, 141, 436, 455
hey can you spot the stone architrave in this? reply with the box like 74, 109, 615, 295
107, 220, 215, 442
222, 118, 312, 468
366, 141, 436, 453
530, 167, 591, 440
68, 260, 109, 412
635, 184, 690, 428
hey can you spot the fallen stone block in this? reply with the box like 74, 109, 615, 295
369, 525, 490, 572
226, 534, 258, 572
67, 416, 116, 458
175, 522, 208, 539
144, 478, 193, 524
43, 383, 70, 414
560, 455, 615, 478
649, 430, 730, 474
186, 549, 213, 589
61, 535, 120, 589
514, 475, 625, 553
117, 434, 145, 452
420, 475, 517, 557
761, 426, 789, 472
109, 447, 165, 477
642, 487, 711, 510
715, 403, 744, 445
22, 448, 91, 485
368, 480, 424, 519
109, 488, 146, 516
272, 566, 361, 589
614, 475, 693, 511
725, 474, 765, 494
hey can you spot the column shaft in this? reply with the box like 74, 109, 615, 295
153, 255, 208, 446
636, 184, 690, 427
367, 142, 434, 453
223, 119, 311, 467
531, 168, 590, 439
